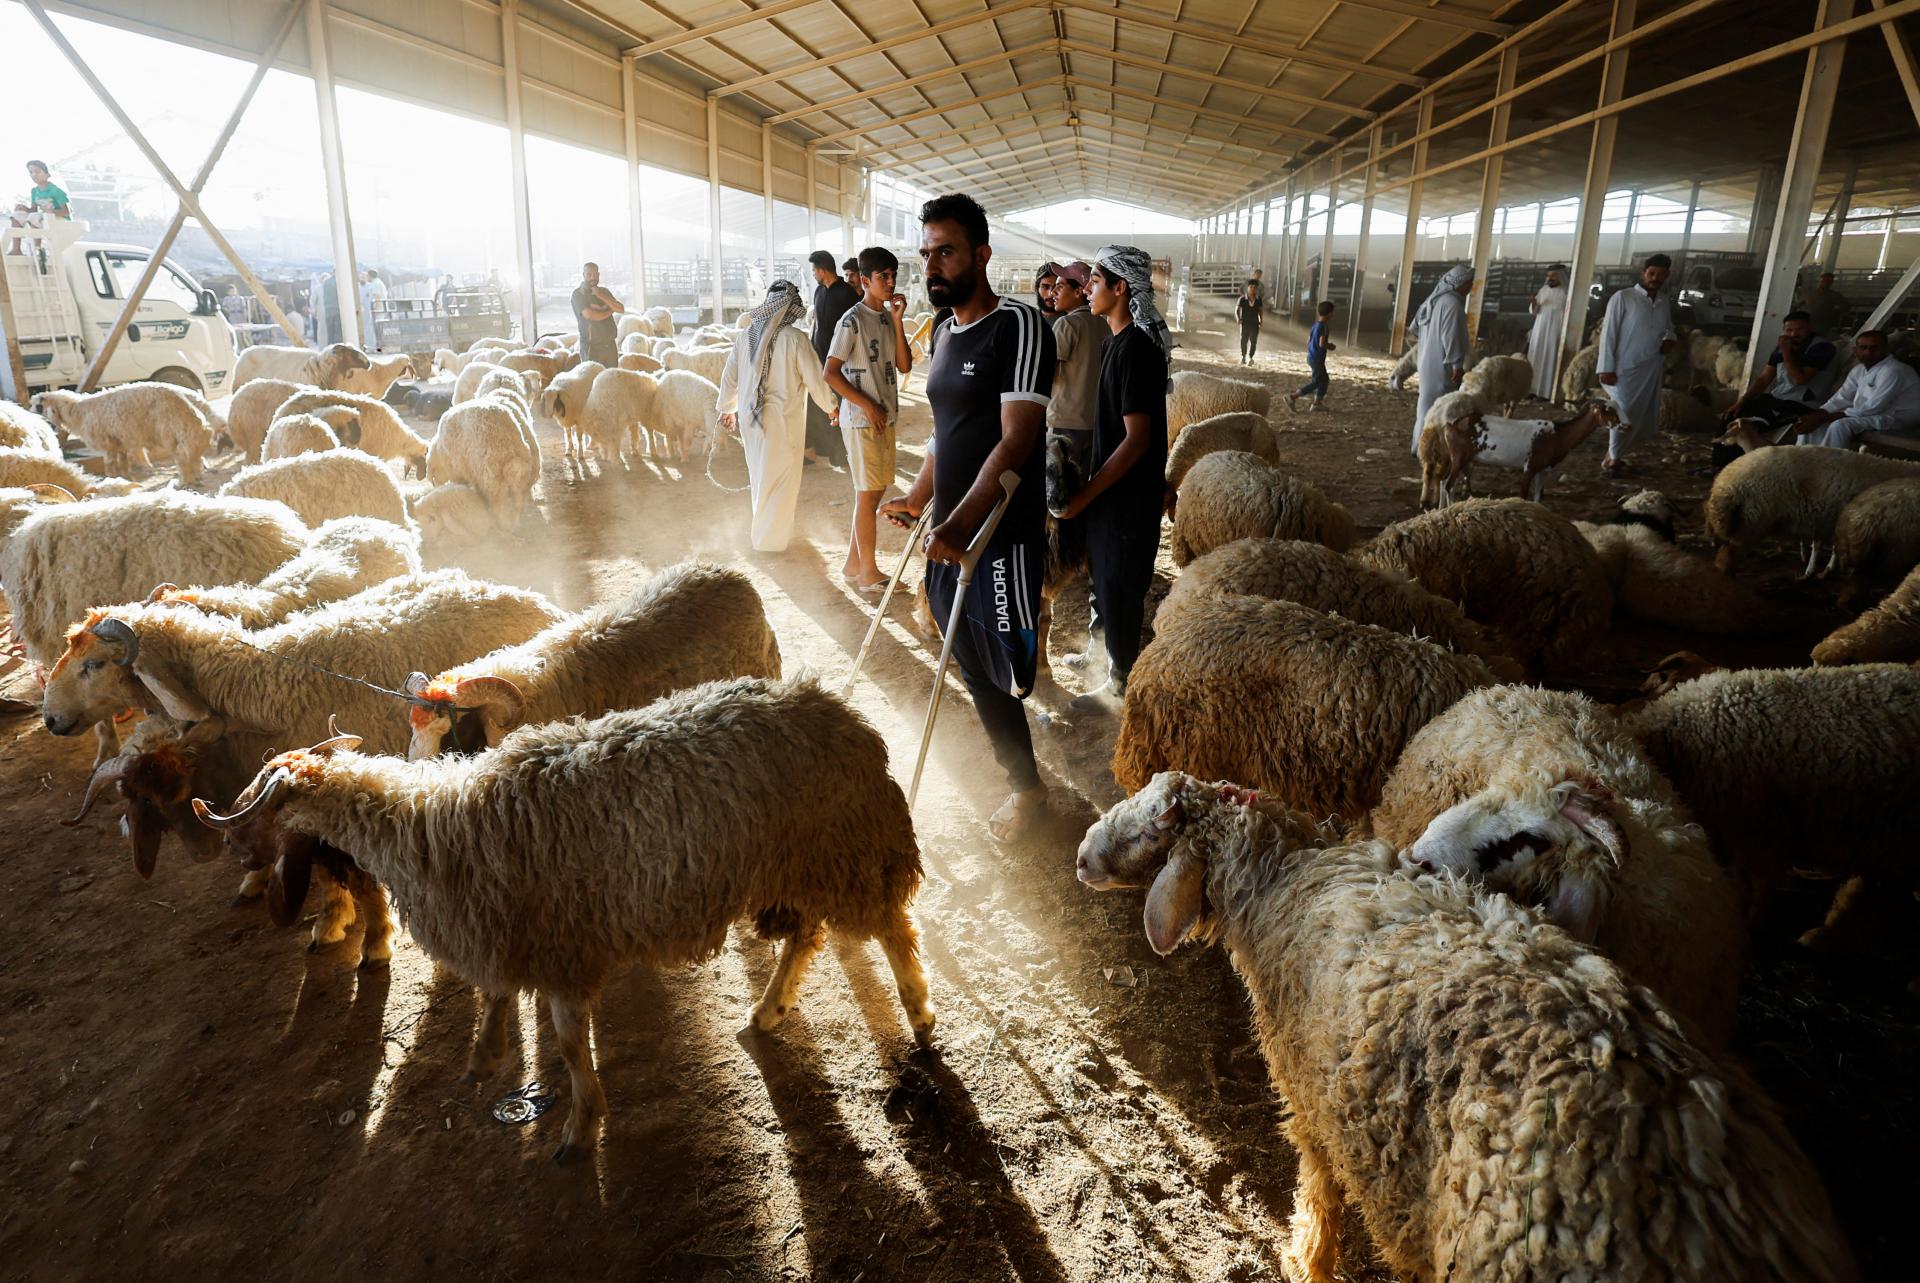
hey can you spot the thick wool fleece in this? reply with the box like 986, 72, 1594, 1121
159, 516, 420, 629
1574, 520, 1781, 636
1166, 370, 1271, 439
1163, 412, 1281, 493
1169, 451, 1355, 566
1706, 445, 1920, 561
1813, 562, 1920, 664
219, 449, 410, 529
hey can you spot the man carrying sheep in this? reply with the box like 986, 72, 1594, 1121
571, 262, 625, 367
882, 193, 1055, 843
1597, 253, 1677, 473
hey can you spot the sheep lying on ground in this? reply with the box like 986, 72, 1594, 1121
194, 676, 935, 1161
1812, 562, 1920, 664
1112, 595, 1494, 820
1559, 341, 1599, 401
151, 516, 421, 629
270, 388, 431, 476
36, 384, 214, 487
406, 562, 781, 756
0, 448, 97, 500
1075, 775, 1856, 1283
1156, 537, 1523, 680
1357, 498, 1613, 672
1706, 445, 1920, 573
1372, 684, 1745, 1045
223, 378, 309, 461
218, 449, 410, 529
1169, 451, 1354, 567
1166, 371, 1271, 440
1162, 411, 1281, 507
661, 345, 730, 385
1575, 501, 1780, 636
259, 413, 340, 461
1460, 352, 1532, 412
1418, 390, 1618, 507
1387, 343, 1418, 392
638, 369, 720, 462
411, 483, 494, 546
2, 490, 308, 667
0, 401, 61, 455
1826, 477, 1920, 582
232, 342, 370, 391
428, 390, 540, 529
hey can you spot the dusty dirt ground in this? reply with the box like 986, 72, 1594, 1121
1, 297, 1912, 1282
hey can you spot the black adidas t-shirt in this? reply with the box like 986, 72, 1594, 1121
925, 297, 1055, 538
1092, 322, 1169, 504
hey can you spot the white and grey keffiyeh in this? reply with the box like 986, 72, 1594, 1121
1094, 244, 1174, 367
1412, 263, 1475, 332
739, 280, 806, 435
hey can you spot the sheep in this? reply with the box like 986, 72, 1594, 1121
1417, 391, 1618, 508
1162, 411, 1281, 507
1713, 339, 1749, 391
223, 378, 311, 461
1705, 445, 1920, 574
431, 347, 459, 378
35, 384, 214, 487
646, 336, 677, 362
1826, 477, 1920, 582
452, 361, 515, 405
639, 369, 721, 462
615, 313, 649, 345
1659, 385, 1720, 433
618, 331, 653, 356
258, 413, 341, 461
1356, 498, 1613, 672
617, 351, 662, 374
1459, 352, 1533, 412
445, 341, 513, 376
534, 361, 609, 458
1559, 340, 1599, 401
427, 391, 541, 530
405, 561, 781, 757
1386, 343, 1418, 392
494, 347, 578, 393
1166, 370, 1271, 440
660, 344, 731, 385
231, 342, 371, 391
691, 324, 736, 346
1156, 537, 1524, 680
218, 449, 410, 530
1371, 684, 1745, 1045
193, 675, 936, 1162
1168, 451, 1354, 567
1, 489, 308, 667
151, 515, 422, 629
0, 447, 97, 500
642, 305, 674, 337
411, 483, 494, 547
339, 351, 414, 399
0, 401, 61, 455
1112, 594, 1494, 821
1812, 562, 1920, 664
270, 388, 432, 477
1074, 774, 1858, 1283
1576, 513, 1782, 636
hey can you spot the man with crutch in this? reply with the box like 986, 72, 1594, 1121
881, 193, 1055, 844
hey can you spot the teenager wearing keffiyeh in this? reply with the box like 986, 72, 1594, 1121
716, 281, 836, 552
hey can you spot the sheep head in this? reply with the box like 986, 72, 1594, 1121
1044, 432, 1087, 520
63, 715, 235, 878
403, 673, 525, 758
43, 613, 214, 734
1405, 778, 1627, 942
1077, 772, 1258, 956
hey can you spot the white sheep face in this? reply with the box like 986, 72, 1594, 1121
1077, 773, 1186, 890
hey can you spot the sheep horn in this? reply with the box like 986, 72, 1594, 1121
24, 483, 76, 503
404, 672, 431, 698
61, 754, 138, 827
310, 714, 362, 756
147, 582, 180, 603
192, 766, 291, 829
89, 618, 139, 668
453, 676, 526, 729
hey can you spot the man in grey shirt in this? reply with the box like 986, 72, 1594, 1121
1046, 260, 1107, 669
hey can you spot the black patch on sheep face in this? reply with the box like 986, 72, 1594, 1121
1473, 829, 1552, 874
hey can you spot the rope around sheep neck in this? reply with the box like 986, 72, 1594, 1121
221, 632, 467, 712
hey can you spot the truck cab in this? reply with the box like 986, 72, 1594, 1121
3, 219, 238, 395
1670, 252, 1762, 333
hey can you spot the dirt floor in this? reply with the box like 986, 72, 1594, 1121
1, 297, 1913, 1282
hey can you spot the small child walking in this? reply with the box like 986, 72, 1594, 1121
825, 246, 912, 590
1288, 300, 1337, 412
1234, 280, 1262, 364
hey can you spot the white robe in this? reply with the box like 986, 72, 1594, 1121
1797, 356, 1920, 448
716, 324, 833, 552
1412, 290, 1469, 452
1527, 284, 1567, 400
1597, 284, 1675, 458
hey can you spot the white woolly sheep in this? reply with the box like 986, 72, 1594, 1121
259, 413, 341, 461
1827, 477, 1920, 582
1372, 684, 1746, 1045
646, 336, 677, 362
35, 384, 214, 487
427, 392, 541, 530
1559, 341, 1599, 401
339, 352, 414, 399
194, 676, 935, 1161
0, 447, 98, 500
1, 489, 308, 667
1166, 370, 1272, 440
617, 351, 662, 374
0, 401, 61, 456
1112, 594, 1494, 820
1459, 352, 1533, 412
1356, 497, 1613, 672
452, 361, 515, 405
1169, 451, 1354, 567
151, 515, 421, 629
270, 388, 432, 477
1386, 343, 1418, 392
1074, 775, 1857, 1283
222, 378, 311, 461
1576, 514, 1781, 636
445, 341, 513, 376
411, 483, 494, 547
1812, 562, 1920, 664
1156, 537, 1524, 681
218, 449, 410, 530
494, 347, 578, 393
1162, 411, 1281, 506
1418, 391, 1618, 508
642, 305, 674, 337
431, 347, 458, 378
615, 313, 649, 345
232, 342, 371, 391
618, 332, 652, 356
1705, 444, 1920, 574
405, 561, 781, 757
0, 486, 81, 556
535, 361, 610, 458
661, 344, 731, 386
1713, 339, 1749, 391
639, 369, 721, 462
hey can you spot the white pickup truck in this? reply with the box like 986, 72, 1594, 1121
3, 219, 239, 395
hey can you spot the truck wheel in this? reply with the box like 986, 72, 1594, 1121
150, 367, 203, 392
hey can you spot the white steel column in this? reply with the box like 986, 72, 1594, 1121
1618, 188, 1641, 263
1349, 125, 1381, 348
1316, 155, 1339, 307
708, 98, 725, 323
307, 0, 362, 347
1747, 166, 1781, 256
1879, 214, 1899, 269
1466, 45, 1519, 342
763, 122, 776, 287
623, 54, 648, 310
1559, 0, 1637, 376
1677, 179, 1702, 261
1746, 0, 1855, 383
1821, 159, 1858, 271
806, 147, 819, 244
502, 0, 538, 343
1390, 95, 1435, 353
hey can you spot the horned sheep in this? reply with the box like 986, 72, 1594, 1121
231, 342, 371, 391
194, 676, 936, 1161
151, 515, 422, 629
218, 449, 411, 530
1705, 445, 1920, 573
0, 447, 98, 500
1161, 410, 1281, 506
1166, 370, 1272, 440
1074, 775, 1857, 1283
1168, 451, 1354, 567
427, 390, 541, 529
35, 384, 214, 487
1812, 562, 1920, 664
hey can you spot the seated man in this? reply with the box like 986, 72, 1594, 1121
1720, 310, 1836, 442
1790, 330, 1920, 450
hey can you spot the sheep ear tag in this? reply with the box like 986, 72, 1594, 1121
1142, 850, 1206, 956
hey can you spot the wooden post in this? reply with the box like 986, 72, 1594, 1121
1316, 155, 1339, 308
1390, 95, 1435, 354
806, 146, 819, 245
1466, 45, 1520, 342
1349, 125, 1381, 348
1618, 187, 1641, 264
763, 122, 777, 289
623, 54, 648, 310
1559, 0, 1638, 374
1677, 179, 1702, 261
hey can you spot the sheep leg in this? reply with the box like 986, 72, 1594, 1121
233, 866, 269, 905
549, 994, 605, 1164
465, 991, 516, 1083
307, 874, 356, 951
876, 909, 937, 1049
749, 918, 827, 1033
355, 879, 394, 967
1279, 1124, 1345, 1283
1798, 876, 1902, 956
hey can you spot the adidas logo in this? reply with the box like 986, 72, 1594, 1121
962, 361, 975, 376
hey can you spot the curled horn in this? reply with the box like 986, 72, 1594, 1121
192, 766, 291, 829
24, 483, 77, 503
61, 754, 138, 827
453, 676, 527, 729
88, 617, 139, 667
404, 672, 431, 698
147, 582, 181, 603
310, 715, 363, 756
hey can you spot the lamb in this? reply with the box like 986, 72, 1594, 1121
1576, 510, 1782, 636
1156, 537, 1524, 680
1, 489, 308, 667
660, 344, 731, 385
218, 449, 410, 529
639, 369, 721, 462
1459, 352, 1533, 412
339, 352, 414, 399
270, 388, 432, 476
0, 401, 61, 455
405, 562, 781, 756
1826, 477, 1920, 582
1705, 444, 1920, 573
1386, 343, 1418, 392
495, 347, 578, 392
1371, 684, 1745, 1045
150, 515, 422, 629
1811, 562, 1920, 664
35, 384, 214, 487
231, 342, 371, 391
259, 412, 341, 461
1417, 390, 1618, 507
1356, 497, 1613, 672
1623, 663, 1920, 953
1166, 370, 1272, 439
222, 377, 310, 460
427, 391, 541, 529
1112, 594, 1494, 820
1559, 340, 1599, 401
452, 361, 520, 405
1162, 411, 1281, 505
193, 676, 936, 1161
1074, 774, 1857, 1283
1168, 451, 1354, 567
0, 447, 98, 500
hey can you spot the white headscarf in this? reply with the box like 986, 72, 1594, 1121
1094, 244, 1174, 367
738, 281, 806, 435
1413, 264, 1474, 332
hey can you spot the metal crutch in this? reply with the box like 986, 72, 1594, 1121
906, 470, 1021, 810
840, 505, 933, 698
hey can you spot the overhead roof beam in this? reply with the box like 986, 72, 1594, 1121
1072, 78, 1336, 144
868, 111, 1275, 179
768, 40, 1058, 123
712, 0, 1048, 98
911, 145, 1252, 202
1050, 0, 1425, 86
892, 129, 1259, 187
811, 76, 1068, 143
625, 0, 823, 59
1058, 39, 1376, 117
1328, 0, 1512, 35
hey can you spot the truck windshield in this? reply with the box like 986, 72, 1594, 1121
1719, 267, 1764, 291
101, 252, 201, 311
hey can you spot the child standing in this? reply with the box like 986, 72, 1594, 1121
1235, 280, 1262, 364
1288, 300, 1337, 411
825, 246, 912, 590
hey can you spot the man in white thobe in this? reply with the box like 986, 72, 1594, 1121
1597, 254, 1676, 471
717, 281, 835, 553
1410, 265, 1473, 452
1790, 330, 1920, 449
1527, 265, 1569, 401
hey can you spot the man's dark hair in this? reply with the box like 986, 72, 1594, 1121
808, 250, 836, 273
26, 159, 47, 173
1317, 300, 1336, 316
858, 246, 899, 276
1246, 278, 1258, 287
843, 257, 860, 276
919, 193, 990, 249
366, 269, 380, 280
1783, 309, 1812, 325
1643, 253, 1672, 270
1094, 264, 1123, 291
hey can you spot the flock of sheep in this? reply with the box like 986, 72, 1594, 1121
0, 296, 1915, 1277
